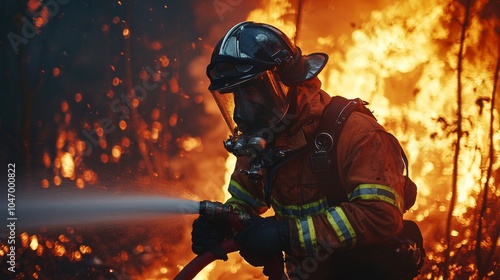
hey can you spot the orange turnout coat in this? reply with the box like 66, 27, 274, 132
226, 77, 408, 278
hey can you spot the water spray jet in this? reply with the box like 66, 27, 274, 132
14, 190, 201, 230
11, 191, 284, 279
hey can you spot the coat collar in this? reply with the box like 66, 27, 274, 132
274, 77, 332, 152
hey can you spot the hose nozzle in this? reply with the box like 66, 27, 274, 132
199, 200, 231, 222
199, 200, 249, 223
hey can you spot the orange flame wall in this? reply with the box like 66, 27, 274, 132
245, 0, 499, 221
242, 0, 499, 278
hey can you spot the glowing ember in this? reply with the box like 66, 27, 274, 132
159, 55, 170, 67
72, 251, 82, 261
111, 145, 122, 159
75, 93, 82, 102
61, 100, 69, 113
178, 136, 202, 152
150, 41, 162, 50
169, 113, 178, 126
169, 77, 179, 93
29, 235, 39, 251
123, 28, 130, 38
151, 108, 161, 120
52, 67, 61, 77
42, 152, 51, 168
121, 137, 131, 147
60, 153, 75, 178
53, 175, 62, 186
54, 242, 66, 257
119, 120, 127, 130
76, 178, 85, 189
76, 140, 86, 153
139, 69, 148, 80
101, 154, 109, 163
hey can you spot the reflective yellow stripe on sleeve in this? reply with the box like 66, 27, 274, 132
348, 184, 404, 213
295, 216, 317, 255
325, 207, 356, 248
228, 180, 266, 209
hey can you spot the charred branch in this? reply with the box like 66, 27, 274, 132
476, 29, 500, 280
444, 0, 472, 278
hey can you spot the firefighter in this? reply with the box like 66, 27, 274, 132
191, 21, 423, 279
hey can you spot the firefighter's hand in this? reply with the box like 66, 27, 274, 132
191, 216, 231, 261
234, 216, 290, 267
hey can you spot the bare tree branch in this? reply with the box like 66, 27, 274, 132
444, 0, 472, 278
476, 28, 500, 280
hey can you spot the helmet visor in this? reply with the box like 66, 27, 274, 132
211, 70, 290, 135
206, 55, 276, 91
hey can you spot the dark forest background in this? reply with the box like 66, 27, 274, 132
0, 1, 264, 278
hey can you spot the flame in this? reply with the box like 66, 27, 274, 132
317, 0, 500, 222
244, 0, 498, 209
215, 0, 499, 278
247, 0, 296, 36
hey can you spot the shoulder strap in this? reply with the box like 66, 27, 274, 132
310, 96, 375, 174
322, 96, 375, 150
308, 96, 375, 205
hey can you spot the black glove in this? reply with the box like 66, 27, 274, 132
191, 216, 231, 260
234, 216, 290, 267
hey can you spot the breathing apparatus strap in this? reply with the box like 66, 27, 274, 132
314, 96, 376, 165
308, 96, 376, 204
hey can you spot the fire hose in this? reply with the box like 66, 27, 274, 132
174, 200, 285, 280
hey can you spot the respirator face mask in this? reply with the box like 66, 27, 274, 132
211, 70, 290, 182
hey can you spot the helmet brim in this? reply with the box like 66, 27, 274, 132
302, 53, 329, 81
281, 52, 328, 86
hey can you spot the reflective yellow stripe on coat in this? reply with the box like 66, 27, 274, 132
295, 215, 317, 255
228, 180, 266, 209
325, 207, 357, 248
295, 205, 356, 254
273, 198, 329, 219
348, 184, 404, 213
